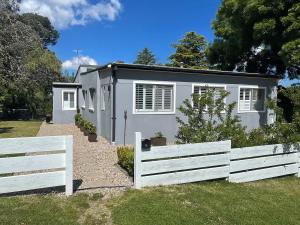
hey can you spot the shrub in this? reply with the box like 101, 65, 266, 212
74, 113, 81, 123
176, 88, 248, 147
117, 146, 134, 176
84, 121, 96, 135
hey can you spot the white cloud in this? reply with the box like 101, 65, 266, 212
62, 56, 97, 70
19, 0, 122, 29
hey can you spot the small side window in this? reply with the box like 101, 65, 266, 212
101, 86, 105, 111
62, 90, 76, 110
89, 88, 95, 111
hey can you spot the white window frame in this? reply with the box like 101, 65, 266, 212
192, 83, 227, 113
88, 88, 96, 112
62, 89, 77, 111
133, 81, 176, 115
81, 90, 87, 109
238, 85, 267, 113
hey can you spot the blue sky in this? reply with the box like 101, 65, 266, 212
20, 0, 297, 86
51, 0, 220, 66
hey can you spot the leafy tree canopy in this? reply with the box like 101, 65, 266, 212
207, 0, 300, 79
168, 32, 208, 69
134, 48, 156, 65
0, 0, 61, 117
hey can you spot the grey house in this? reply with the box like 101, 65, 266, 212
52, 63, 279, 145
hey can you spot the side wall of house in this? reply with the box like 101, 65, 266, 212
99, 69, 113, 142
115, 69, 278, 145
80, 71, 99, 132
52, 87, 78, 124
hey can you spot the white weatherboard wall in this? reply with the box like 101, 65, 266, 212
134, 132, 300, 188
134, 132, 231, 188
229, 144, 300, 183
0, 136, 73, 196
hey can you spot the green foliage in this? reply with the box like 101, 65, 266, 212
134, 48, 156, 65
168, 31, 208, 69
0, 0, 62, 118
84, 121, 97, 135
155, 131, 164, 138
74, 113, 81, 123
176, 88, 247, 147
117, 146, 134, 176
208, 0, 300, 79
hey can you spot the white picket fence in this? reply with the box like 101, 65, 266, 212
134, 132, 300, 188
0, 136, 73, 196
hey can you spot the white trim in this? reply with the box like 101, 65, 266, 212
237, 85, 267, 113
191, 83, 227, 113
133, 81, 176, 115
62, 89, 77, 111
88, 88, 95, 112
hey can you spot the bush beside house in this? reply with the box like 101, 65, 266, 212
117, 146, 134, 176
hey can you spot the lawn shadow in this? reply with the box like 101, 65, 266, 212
0, 179, 83, 197
0, 127, 14, 134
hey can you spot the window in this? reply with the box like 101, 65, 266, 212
192, 84, 226, 111
134, 82, 175, 114
82, 90, 87, 109
89, 88, 95, 111
101, 86, 105, 111
239, 87, 266, 112
62, 90, 76, 110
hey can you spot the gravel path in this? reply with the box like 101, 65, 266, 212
37, 122, 133, 196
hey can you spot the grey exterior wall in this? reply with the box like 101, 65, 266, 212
99, 69, 113, 142
79, 70, 99, 132
52, 87, 77, 124
114, 69, 278, 145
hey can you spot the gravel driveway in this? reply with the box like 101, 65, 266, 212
37, 122, 132, 195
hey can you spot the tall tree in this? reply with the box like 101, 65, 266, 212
0, 0, 61, 117
207, 0, 300, 79
134, 48, 156, 65
168, 32, 208, 69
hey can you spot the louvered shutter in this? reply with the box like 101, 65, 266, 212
136, 84, 144, 110
163, 86, 173, 111
145, 85, 153, 110
154, 86, 163, 111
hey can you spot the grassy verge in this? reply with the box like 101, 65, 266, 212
0, 120, 42, 138
110, 177, 300, 225
0, 193, 107, 225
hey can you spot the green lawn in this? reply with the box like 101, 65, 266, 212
110, 177, 300, 225
0, 177, 299, 225
0, 193, 107, 225
0, 120, 42, 138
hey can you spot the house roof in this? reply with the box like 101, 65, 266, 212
80, 63, 281, 79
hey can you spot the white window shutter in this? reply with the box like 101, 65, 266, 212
164, 86, 172, 110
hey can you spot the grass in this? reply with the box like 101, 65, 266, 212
110, 177, 300, 225
0, 120, 42, 138
0, 193, 107, 225
0, 177, 300, 224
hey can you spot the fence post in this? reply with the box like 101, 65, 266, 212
134, 132, 142, 189
65, 135, 73, 196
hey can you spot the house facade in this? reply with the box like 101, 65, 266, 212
52, 63, 279, 145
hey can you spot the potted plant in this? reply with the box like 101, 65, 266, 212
86, 122, 97, 142
46, 113, 52, 123
151, 131, 167, 146
79, 118, 86, 132
74, 113, 81, 127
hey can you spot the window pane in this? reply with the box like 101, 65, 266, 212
164, 86, 172, 110
136, 84, 144, 110
252, 89, 265, 111
155, 86, 163, 111
193, 86, 200, 94
145, 85, 153, 110
244, 89, 250, 100
69, 93, 74, 108
64, 92, 68, 101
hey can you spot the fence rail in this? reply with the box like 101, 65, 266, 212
134, 132, 300, 188
0, 135, 73, 196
